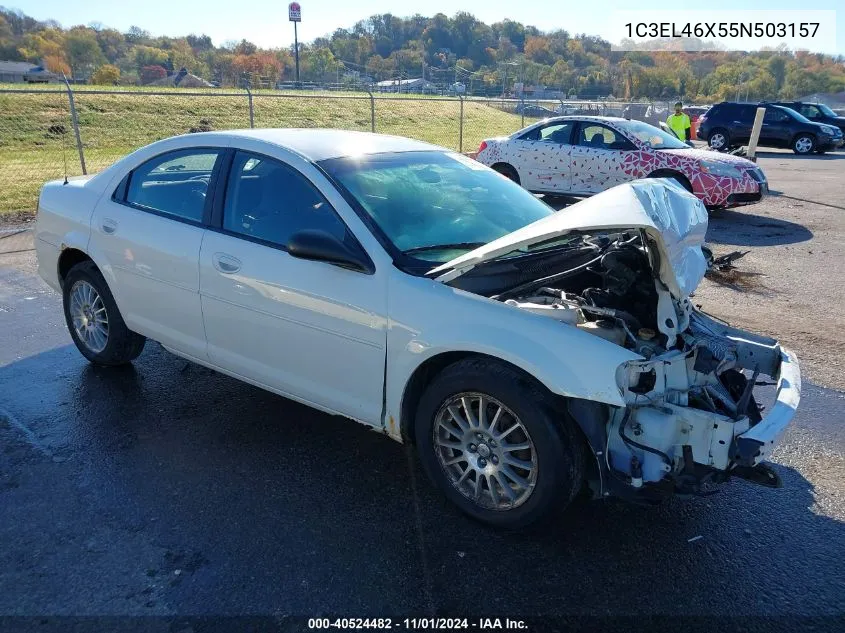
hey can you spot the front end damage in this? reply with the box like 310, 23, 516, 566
608, 309, 800, 500
431, 179, 801, 501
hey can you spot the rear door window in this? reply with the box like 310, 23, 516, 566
125, 149, 221, 223
520, 121, 575, 143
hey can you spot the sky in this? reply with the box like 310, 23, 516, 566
9, 0, 844, 54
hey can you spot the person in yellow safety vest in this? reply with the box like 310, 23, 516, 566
667, 101, 692, 142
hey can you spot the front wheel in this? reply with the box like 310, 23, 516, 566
793, 134, 815, 155
414, 358, 584, 529
63, 261, 146, 365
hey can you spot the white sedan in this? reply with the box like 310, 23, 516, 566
35, 129, 800, 528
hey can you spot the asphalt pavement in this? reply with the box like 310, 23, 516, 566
1, 246, 844, 631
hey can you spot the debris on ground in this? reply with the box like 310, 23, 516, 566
702, 247, 766, 292
710, 250, 750, 271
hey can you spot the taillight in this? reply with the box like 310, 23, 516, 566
478, 140, 488, 153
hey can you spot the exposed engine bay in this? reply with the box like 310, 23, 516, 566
451, 229, 795, 499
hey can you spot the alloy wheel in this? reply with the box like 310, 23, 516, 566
795, 136, 813, 153
709, 133, 726, 149
432, 392, 538, 511
69, 280, 109, 353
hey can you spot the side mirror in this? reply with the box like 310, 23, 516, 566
287, 229, 375, 274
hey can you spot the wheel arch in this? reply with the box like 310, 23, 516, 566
646, 169, 693, 193
399, 350, 606, 452
490, 162, 520, 184
57, 248, 95, 289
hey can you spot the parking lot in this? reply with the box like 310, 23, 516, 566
1, 148, 844, 629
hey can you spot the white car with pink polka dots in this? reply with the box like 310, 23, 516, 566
476, 116, 767, 209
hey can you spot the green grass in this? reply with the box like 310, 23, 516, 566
0, 87, 534, 216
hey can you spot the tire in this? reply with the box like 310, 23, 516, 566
792, 134, 815, 155
707, 129, 730, 151
414, 357, 584, 529
492, 163, 520, 185
62, 261, 146, 366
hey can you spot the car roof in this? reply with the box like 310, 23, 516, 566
200, 128, 444, 162
522, 115, 633, 126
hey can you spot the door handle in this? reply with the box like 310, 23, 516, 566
212, 253, 241, 274
101, 218, 118, 234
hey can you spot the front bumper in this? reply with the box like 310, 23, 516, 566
734, 346, 801, 466
819, 136, 844, 150
726, 191, 763, 205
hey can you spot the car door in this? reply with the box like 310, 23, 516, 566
506, 121, 575, 191
727, 104, 755, 145
569, 122, 638, 194
761, 108, 792, 147
199, 149, 387, 425
90, 148, 224, 359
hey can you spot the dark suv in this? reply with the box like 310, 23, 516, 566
697, 102, 844, 154
769, 101, 845, 136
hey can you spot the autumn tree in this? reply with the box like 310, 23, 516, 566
43, 54, 70, 76
65, 27, 105, 78
140, 64, 166, 84
91, 63, 120, 84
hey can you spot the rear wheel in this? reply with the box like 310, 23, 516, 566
492, 163, 520, 185
793, 134, 815, 155
62, 261, 146, 365
708, 129, 730, 151
415, 358, 584, 529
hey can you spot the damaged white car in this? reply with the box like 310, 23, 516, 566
34, 130, 800, 528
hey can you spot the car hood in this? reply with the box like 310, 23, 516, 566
428, 179, 709, 299
658, 147, 756, 167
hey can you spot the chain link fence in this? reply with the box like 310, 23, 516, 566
0, 85, 674, 217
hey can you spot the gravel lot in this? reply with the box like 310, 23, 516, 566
1, 148, 844, 629
695, 149, 845, 391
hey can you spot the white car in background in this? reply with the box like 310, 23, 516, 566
476, 116, 767, 208
35, 129, 799, 528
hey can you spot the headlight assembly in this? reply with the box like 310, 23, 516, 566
699, 160, 743, 179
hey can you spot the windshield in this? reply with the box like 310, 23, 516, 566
817, 103, 838, 117
617, 119, 690, 150
319, 151, 554, 262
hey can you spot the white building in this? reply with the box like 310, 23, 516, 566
375, 77, 436, 93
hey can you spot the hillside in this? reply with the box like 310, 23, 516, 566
2, 6, 844, 102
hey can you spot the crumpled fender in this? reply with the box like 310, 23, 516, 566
385, 275, 642, 440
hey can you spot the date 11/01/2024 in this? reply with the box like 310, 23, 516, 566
308, 618, 528, 630
624, 22, 820, 39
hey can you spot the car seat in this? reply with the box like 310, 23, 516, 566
589, 132, 606, 148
